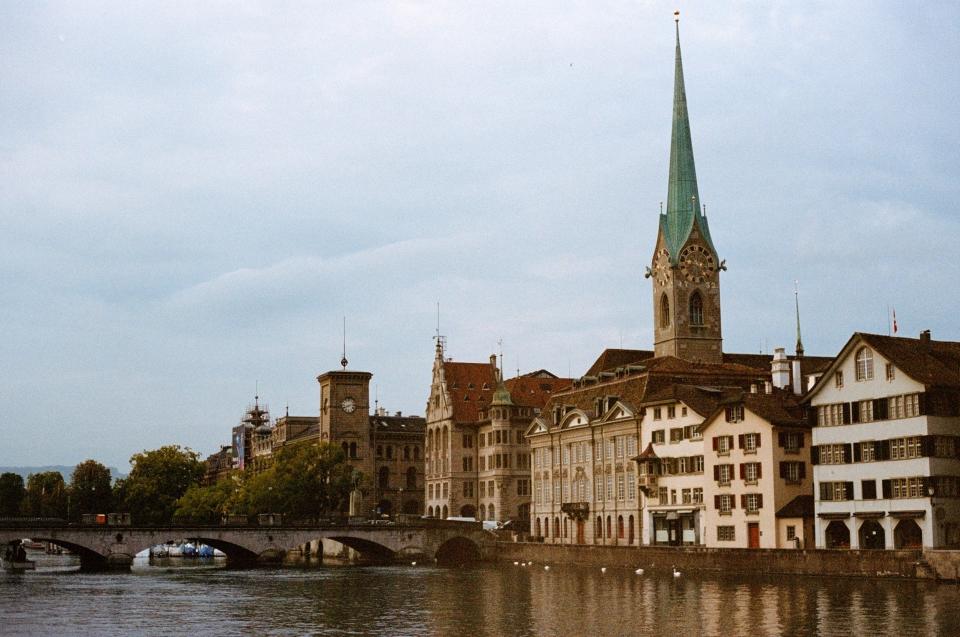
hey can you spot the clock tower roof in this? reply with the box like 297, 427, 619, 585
660, 15, 718, 263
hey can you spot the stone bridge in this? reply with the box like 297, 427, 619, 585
0, 521, 493, 571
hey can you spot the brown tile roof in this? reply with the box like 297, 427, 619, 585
643, 383, 729, 418
736, 390, 808, 428
776, 494, 814, 518
504, 376, 573, 408
585, 348, 655, 377
371, 415, 426, 434
858, 332, 960, 389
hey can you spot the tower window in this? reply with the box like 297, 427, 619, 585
689, 291, 704, 326
660, 293, 671, 328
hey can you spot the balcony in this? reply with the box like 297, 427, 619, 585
560, 502, 590, 520
638, 474, 658, 489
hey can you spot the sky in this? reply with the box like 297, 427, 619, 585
2, 1, 959, 470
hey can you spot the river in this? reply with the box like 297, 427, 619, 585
2, 552, 959, 636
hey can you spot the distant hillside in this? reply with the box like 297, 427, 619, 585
0, 465, 126, 482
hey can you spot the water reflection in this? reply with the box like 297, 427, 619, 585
0, 556, 958, 636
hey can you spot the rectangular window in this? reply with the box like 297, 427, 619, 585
681, 488, 692, 504
859, 442, 875, 462
905, 394, 920, 418
616, 436, 625, 459
595, 441, 602, 461
890, 437, 922, 460
717, 526, 735, 541
819, 444, 848, 464
627, 473, 636, 500
692, 455, 704, 473
627, 436, 637, 457
781, 431, 802, 453
606, 440, 614, 460
670, 428, 685, 443
786, 526, 796, 541
862, 479, 877, 499
682, 406, 688, 417
725, 405, 744, 423
479, 456, 485, 471
463, 434, 473, 448
717, 464, 733, 485
717, 494, 734, 514
562, 479, 568, 502
819, 481, 852, 501
658, 486, 668, 503
595, 480, 604, 501
652, 430, 665, 444
743, 433, 760, 453
617, 474, 625, 501
553, 481, 560, 502
442, 482, 448, 498
606, 476, 613, 500
677, 457, 689, 474
653, 407, 662, 420
935, 437, 956, 458
693, 487, 703, 504
479, 481, 485, 497
835, 371, 844, 388
886, 363, 895, 381
744, 462, 760, 484
781, 461, 803, 483
670, 489, 677, 505
716, 435, 732, 455
745, 493, 762, 513
667, 405, 676, 419
562, 445, 569, 465
858, 399, 874, 423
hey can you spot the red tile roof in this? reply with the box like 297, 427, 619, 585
443, 360, 571, 422
859, 333, 960, 389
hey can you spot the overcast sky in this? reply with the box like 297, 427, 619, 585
2, 2, 958, 470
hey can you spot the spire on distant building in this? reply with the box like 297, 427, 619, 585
795, 281, 805, 358
661, 11, 718, 263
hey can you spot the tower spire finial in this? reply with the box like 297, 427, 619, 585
340, 316, 348, 369
794, 280, 805, 358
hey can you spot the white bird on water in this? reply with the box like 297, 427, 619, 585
513, 561, 519, 566
600, 567, 607, 574
411, 561, 417, 566
544, 565, 550, 571
672, 566, 681, 578
635, 568, 644, 575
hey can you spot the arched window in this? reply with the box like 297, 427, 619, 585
406, 467, 417, 490
404, 446, 410, 460
855, 347, 874, 381
441, 505, 448, 519
378, 466, 390, 490
606, 515, 612, 539
427, 506, 434, 518
349, 442, 357, 459
535, 518, 542, 537
595, 516, 603, 540
660, 293, 671, 328
479, 504, 486, 521
489, 504, 496, 521
386, 445, 393, 460
341, 442, 349, 457
689, 291, 704, 326
617, 515, 624, 539
414, 446, 421, 460
554, 517, 560, 537
628, 515, 635, 544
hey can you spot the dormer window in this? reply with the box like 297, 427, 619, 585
725, 405, 744, 423
594, 398, 603, 418
886, 363, 895, 381
607, 396, 619, 412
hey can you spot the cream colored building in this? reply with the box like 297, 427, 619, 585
701, 389, 813, 548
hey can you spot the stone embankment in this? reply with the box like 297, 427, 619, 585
495, 542, 960, 581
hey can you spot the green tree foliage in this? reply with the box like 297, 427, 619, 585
23, 471, 68, 518
244, 442, 357, 519
119, 445, 205, 524
69, 460, 113, 520
174, 478, 245, 523
0, 472, 25, 516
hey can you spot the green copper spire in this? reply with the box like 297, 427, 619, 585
660, 14, 717, 263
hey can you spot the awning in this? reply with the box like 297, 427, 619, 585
853, 511, 886, 519
817, 512, 851, 520
890, 510, 926, 519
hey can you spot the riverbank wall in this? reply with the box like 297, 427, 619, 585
494, 541, 958, 580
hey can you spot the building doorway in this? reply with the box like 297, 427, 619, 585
576, 520, 585, 544
825, 520, 851, 548
459, 504, 476, 518
894, 519, 923, 548
858, 520, 885, 549
748, 522, 760, 548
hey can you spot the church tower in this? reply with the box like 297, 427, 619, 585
647, 14, 723, 364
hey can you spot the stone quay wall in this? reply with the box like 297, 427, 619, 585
494, 541, 950, 580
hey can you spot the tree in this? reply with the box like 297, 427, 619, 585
119, 445, 205, 524
174, 478, 245, 523
0, 473, 25, 516
244, 442, 357, 519
23, 471, 68, 518
70, 460, 113, 520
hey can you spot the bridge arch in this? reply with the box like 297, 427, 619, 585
0, 533, 107, 568
435, 535, 481, 565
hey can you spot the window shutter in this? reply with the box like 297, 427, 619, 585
730, 495, 736, 509
918, 393, 927, 416
738, 434, 745, 449
713, 465, 719, 481
850, 401, 860, 423
811, 446, 820, 465
853, 443, 862, 463
844, 482, 854, 500
843, 443, 853, 463
712, 436, 718, 451
882, 479, 892, 499
842, 403, 851, 424
739, 463, 745, 479
875, 398, 888, 420
798, 433, 805, 448
881, 440, 891, 461
756, 434, 761, 448
807, 407, 818, 428
714, 495, 721, 510
757, 494, 763, 509
799, 463, 806, 479
779, 462, 786, 478
740, 494, 747, 509
756, 463, 762, 479
778, 432, 786, 447
921, 436, 935, 457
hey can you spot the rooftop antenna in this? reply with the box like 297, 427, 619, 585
497, 338, 504, 381
433, 301, 446, 355
375, 384, 379, 415
340, 316, 348, 370
660, 201, 663, 214
795, 280, 805, 357
516, 353, 520, 379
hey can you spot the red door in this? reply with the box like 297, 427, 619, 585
748, 523, 760, 548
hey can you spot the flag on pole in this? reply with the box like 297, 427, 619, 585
892, 308, 898, 334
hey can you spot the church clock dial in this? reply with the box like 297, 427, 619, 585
341, 397, 357, 413
679, 245, 716, 284
651, 248, 672, 287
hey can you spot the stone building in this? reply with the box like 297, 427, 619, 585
424, 342, 570, 523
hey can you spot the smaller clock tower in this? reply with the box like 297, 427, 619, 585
318, 368, 374, 496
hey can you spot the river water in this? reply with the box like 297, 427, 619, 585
2, 552, 959, 636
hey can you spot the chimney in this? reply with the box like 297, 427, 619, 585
764, 380, 772, 394
490, 354, 498, 367
920, 330, 931, 345
791, 358, 803, 396
395, 411, 402, 417
771, 347, 790, 389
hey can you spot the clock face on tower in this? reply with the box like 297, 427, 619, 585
341, 397, 357, 413
678, 245, 716, 284
652, 248, 672, 287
